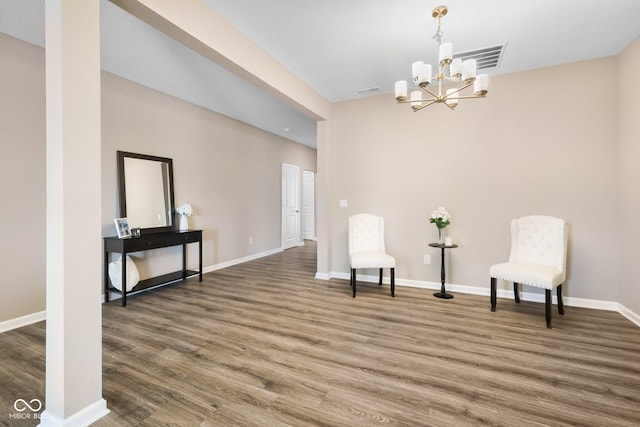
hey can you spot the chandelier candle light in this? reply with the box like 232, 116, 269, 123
394, 5, 489, 111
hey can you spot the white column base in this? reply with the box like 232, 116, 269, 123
38, 399, 109, 427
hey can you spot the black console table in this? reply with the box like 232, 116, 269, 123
104, 229, 202, 306
429, 242, 458, 299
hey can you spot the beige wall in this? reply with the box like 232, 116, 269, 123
101, 72, 317, 278
618, 38, 640, 314
0, 33, 46, 323
0, 33, 316, 323
328, 56, 621, 302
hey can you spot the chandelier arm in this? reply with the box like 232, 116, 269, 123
396, 97, 437, 105
421, 86, 441, 100
456, 95, 487, 100
412, 100, 438, 112
443, 76, 461, 83
442, 82, 473, 99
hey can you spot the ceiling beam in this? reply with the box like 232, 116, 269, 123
108, 0, 330, 122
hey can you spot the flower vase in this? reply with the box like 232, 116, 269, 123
438, 228, 445, 244
179, 214, 189, 231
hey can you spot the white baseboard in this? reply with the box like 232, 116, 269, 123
0, 310, 46, 333
619, 303, 640, 327
38, 398, 109, 427
321, 271, 640, 327
204, 247, 283, 273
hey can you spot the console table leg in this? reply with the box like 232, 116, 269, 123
199, 239, 203, 282
121, 258, 127, 307
104, 249, 110, 303
182, 243, 187, 280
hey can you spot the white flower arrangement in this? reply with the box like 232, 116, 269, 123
176, 203, 194, 216
430, 206, 451, 242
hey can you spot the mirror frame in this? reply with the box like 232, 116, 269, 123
117, 151, 176, 234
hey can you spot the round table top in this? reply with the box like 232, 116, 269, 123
428, 243, 459, 248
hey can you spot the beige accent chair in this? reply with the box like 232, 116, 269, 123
348, 214, 396, 298
490, 215, 568, 328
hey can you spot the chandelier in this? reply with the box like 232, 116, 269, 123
394, 5, 489, 111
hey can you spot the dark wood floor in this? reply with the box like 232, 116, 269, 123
2, 241, 640, 426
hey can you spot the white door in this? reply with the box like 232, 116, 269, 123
282, 163, 301, 249
302, 170, 315, 240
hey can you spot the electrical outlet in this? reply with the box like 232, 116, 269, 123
249, 237, 253, 245
424, 254, 431, 264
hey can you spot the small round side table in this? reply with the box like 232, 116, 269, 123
428, 243, 458, 299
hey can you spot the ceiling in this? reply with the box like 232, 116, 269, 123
1, 0, 639, 148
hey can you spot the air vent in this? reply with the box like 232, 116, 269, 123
454, 44, 506, 70
357, 87, 380, 94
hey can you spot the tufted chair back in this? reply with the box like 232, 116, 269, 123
509, 215, 568, 281
349, 214, 386, 255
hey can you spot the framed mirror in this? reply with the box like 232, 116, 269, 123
117, 151, 175, 234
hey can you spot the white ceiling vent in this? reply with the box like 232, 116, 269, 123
454, 44, 506, 70
357, 86, 380, 95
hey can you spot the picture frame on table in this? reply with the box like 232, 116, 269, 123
114, 217, 131, 239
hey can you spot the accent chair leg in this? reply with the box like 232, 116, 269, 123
351, 269, 356, 298
490, 277, 497, 312
379, 268, 383, 286
557, 284, 564, 315
513, 282, 521, 303
545, 289, 552, 328
390, 268, 395, 297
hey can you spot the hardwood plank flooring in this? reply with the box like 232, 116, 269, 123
1, 241, 640, 426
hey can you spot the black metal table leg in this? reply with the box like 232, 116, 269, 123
431, 244, 456, 299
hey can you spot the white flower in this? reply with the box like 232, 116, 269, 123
431, 206, 450, 221
429, 206, 451, 229
176, 203, 194, 216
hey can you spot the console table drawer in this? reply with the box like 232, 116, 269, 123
176, 232, 201, 244
125, 236, 170, 251
110, 231, 202, 252
164, 232, 199, 245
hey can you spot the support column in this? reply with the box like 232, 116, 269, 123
40, 1, 109, 425
315, 119, 331, 278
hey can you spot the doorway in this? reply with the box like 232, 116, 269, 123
281, 163, 301, 249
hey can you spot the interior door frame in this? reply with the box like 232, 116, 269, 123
302, 170, 316, 240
